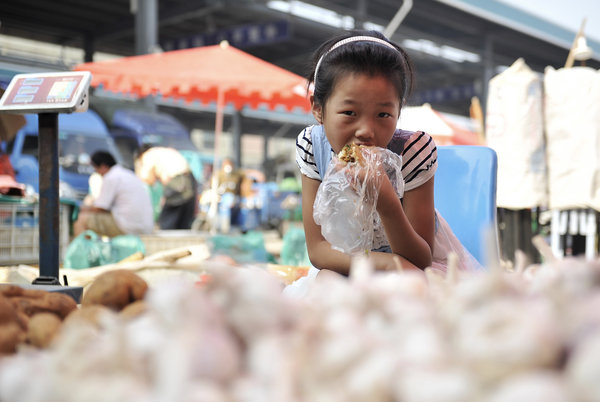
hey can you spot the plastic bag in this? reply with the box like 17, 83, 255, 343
209, 230, 276, 264
110, 235, 147, 262
280, 226, 310, 266
313, 146, 404, 254
63, 230, 146, 269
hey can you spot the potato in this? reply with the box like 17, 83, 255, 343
9, 292, 77, 320
63, 305, 114, 328
0, 284, 24, 298
0, 322, 26, 355
0, 294, 20, 326
82, 270, 148, 311
26, 313, 62, 348
0, 284, 46, 299
120, 300, 148, 320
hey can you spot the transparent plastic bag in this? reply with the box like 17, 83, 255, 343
313, 146, 404, 254
430, 212, 483, 272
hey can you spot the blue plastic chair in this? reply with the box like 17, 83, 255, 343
434, 145, 499, 266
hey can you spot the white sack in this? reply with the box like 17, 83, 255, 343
486, 58, 547, 209
544, 66, 600, 210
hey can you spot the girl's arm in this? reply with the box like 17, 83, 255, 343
301, 174, 421, 275
376, 174, 435, 269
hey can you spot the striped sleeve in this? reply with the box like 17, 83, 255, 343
295, 125, 321, 180
401, 131, 437, 191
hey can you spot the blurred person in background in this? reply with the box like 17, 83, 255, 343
0, 147, 25, 196
212, 158, 245, 231
136, 144, 197, 230
0, 148, 15, 179
74, 150, 154, 237
82, 171, 103, 206
215, 158, 244, 197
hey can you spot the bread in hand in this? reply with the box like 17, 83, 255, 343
338, 143, 364, 164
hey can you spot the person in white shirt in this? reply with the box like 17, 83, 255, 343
74, 151, 154, 237
135, 145, 197, 230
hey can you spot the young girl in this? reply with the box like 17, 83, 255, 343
295, 30, 479, 276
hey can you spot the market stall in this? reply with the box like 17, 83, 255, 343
2, 249, 600, 401
486, 57, 600, 263
485, 58, 548, 264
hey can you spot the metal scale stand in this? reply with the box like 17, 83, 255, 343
0, 71, 92, 302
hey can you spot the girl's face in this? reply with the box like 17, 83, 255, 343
311, 72, 401, 154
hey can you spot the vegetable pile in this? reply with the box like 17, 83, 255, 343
1, 256, 600, 401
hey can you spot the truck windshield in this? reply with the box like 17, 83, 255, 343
59, 132, 122, 175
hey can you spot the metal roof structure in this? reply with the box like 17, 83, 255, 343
0, 0, 597, 139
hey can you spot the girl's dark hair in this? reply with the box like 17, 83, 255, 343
307, 30, 415, 110
91, 150, 116, 167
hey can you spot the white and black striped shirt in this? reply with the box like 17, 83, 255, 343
295, 125, 437, 193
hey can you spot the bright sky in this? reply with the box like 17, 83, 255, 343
498, 0, 600, 42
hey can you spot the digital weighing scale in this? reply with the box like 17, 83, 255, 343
0, 71, 92, 302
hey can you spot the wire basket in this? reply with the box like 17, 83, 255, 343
0, 199, 70, 266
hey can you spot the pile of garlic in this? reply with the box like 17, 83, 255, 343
1, 256, 600, 402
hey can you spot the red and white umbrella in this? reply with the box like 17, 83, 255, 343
398, 103, 482, 146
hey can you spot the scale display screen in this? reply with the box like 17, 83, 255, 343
0, 71, 91, 113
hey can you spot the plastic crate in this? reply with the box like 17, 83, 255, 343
0, 199, 70, 265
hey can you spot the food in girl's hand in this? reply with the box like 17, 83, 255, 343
338, 143, 364, 164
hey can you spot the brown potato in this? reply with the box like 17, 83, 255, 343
0, 322, 26, 355
0, 284, 24, 298
82, 270, 148, 311
64, 305, 114, 328
120, 300, 148, 320
0, 294, 19, 326
9, 292, 77, 320
26, 313, 62, 348
0, 284, 48, 299
44, 292, 78, 319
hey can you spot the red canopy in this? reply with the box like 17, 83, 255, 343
74, 43, 310, 112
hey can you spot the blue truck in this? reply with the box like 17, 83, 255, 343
4, 109, 123, 202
